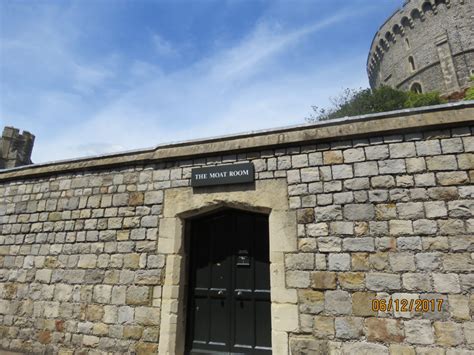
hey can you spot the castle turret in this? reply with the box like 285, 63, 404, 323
0, 126, 35, 169
367, 0, 473, 95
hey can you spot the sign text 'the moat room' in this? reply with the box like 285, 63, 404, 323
191, 163, 254, 187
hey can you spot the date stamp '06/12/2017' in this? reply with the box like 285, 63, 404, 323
372, 299, 444, 313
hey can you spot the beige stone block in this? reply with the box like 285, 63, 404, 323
352, 292, 377, 316
324, 150, 343, 165
311, 271, 336, 290
313, 315, 334, 339
434, 321, 463, 346
271, 331, 288, 355
338, 272, 365, 290
272, 303, 299, 332
366, 318, 404, 343
389, 344, 415, 355
448, 295, 470, 320
269, 210, 297, 252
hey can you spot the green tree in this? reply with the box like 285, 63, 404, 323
306, 86, 445, 122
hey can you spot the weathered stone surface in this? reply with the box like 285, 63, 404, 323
325, 290, 351, 315
366, 273, 400, 291
311, 272, 336, 290
366, 318, 404, 343
434, 321, 464, 346
335, 317, 363, 339
404, 320, 434, 345
352, 292, 377, 316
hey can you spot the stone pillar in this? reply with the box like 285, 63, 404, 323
435, 34, 461, 94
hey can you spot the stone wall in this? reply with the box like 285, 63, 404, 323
0, 105, 473, 354
367, 0, 473, 95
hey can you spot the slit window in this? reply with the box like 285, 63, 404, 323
408, 56, 416, 71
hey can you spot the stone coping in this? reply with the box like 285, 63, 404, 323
0, 101, 473, 182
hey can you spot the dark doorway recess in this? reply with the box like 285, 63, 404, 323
185, 209, 272, 355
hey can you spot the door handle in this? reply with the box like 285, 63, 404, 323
237, 291, 242, 297
218, 290, 224, 296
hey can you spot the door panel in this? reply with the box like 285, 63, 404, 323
186, 210, 271, 355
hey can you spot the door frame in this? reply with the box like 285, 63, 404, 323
157, 179, 298, 355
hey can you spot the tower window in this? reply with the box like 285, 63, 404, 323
408, 56, 416, 71
410, 82, 423, 94
405, 38, 410, 50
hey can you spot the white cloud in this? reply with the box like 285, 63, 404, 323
1, 2, 373, 164
151, 33, 177, 57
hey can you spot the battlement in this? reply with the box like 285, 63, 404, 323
366, 0, 472, 94
0, 126, 35, 169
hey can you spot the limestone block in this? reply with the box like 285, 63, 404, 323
298, 289, 324, 314
341, 341, 388, 355
425, 201, 447, 218
405, 320, 434, 345
406, 157, 426, 173
313, 315, 334, 338
342, 238, 374, 252
344, 177, 370, 190
343, 204, 375, 221
286, 270, 310, 288
413, 219, 437, 235
378, 159, 406, 174
389, 253, 415, 272
389, 344, 415, 355
352, 292, 377, 316
434, 321, 463, 346
433, 273, 461, 293
328, 253, 350, 271
117, 306, 134, 324
338, 272, 364, 290
309, 152, 323, 166
35, 269, 52, 283
365, 145, 389, 160
366, 318, 404, 343
292, 154, 308, 168
301, 167, 319, 182
457, 153, 474, 169
397, 237, 421, 251
144, 191, 163, 205
343, 148, 365, 163
464, 322, 474, 345
427, 155, 458, 171
402, 273, 432, 292
126, 286, 150, 306
311, 271, 337, 290
332, 165, 353, 179
314, 206, 342, 222
415, 252, 441, 270
93, 285, 112, 304
324, 290, 351, 315
366, 273, 400, 291
443, 253, 473, 272
448, 295, 470, 321
390, 142, 416, 158
134, 306, 160, 326
335, 317, 363, 339
285, 253, 314, 270
437, 171, 469, 185
371, 175, 395, 188
397, 202, 424, 219
354, 161, 378, 177
272, 303, 299, 332
329, 222, 353, 235
323, 151, 343, 165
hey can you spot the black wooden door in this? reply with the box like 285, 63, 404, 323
186, 210, 272, 355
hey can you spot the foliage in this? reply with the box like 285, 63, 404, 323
465, 75, 474, 101
306, 86, 445, 122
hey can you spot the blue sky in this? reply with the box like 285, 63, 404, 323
0, 0, 401, 163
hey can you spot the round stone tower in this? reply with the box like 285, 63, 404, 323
367, 0, 473, 95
